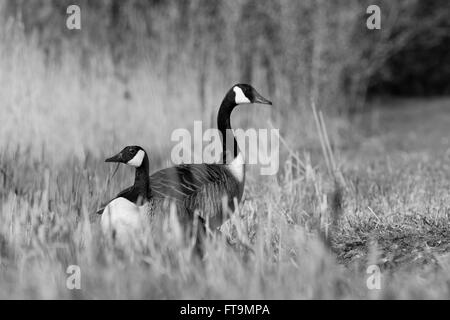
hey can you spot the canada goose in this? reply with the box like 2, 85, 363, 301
98, 145, 206, 255
149, 84, 272, 231
100, 145, 153, 245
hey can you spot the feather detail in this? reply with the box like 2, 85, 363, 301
149, 163, 243, 229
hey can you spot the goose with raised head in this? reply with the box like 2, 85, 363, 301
100, 145, 153, 245
149, 84, 272, 231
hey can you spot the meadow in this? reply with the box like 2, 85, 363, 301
1, 20, 450, 300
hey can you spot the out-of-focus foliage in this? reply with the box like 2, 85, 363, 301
1, 0, 448, 114
1, 1, 450, 300
368, 1, 450, 96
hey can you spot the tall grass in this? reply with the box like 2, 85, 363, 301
0, 18, 353, 299
1, 18, 450, 299
0, 144, 365, 299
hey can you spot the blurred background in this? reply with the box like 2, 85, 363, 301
0, 0, 449, 299
0, 0, 448, 161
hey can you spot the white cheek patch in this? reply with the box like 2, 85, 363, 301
233, 87, 251, 104
127, 150, 145, 167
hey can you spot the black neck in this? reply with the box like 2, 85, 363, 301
133, 153, 150, 199
218, 93, 239, 164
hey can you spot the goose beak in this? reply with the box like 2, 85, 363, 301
253, 90, 272, 105
105, 152, 123, 163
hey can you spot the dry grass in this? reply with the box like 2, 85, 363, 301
1, 21, 450, 299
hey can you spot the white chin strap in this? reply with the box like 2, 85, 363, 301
233, 87, 251, 104
127, 150, 145, 167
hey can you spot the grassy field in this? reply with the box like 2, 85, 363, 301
1, 26, 450, 299
1, 97, 449, 300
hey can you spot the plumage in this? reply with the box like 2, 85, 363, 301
148, 84, 272, 231
101, 197, 151, 245
149, 162, 242, 229
97, 84, 272, 253
99, 146, 153, 244
97, 146, 207, 255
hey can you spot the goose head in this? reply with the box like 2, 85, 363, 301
105, 145, 146, 168
231, 84, 272, 106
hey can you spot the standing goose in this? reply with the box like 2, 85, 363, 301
100, 145, 153, 244
149, 84, 272, 231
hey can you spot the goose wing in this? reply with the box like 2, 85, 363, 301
150, 164, 225, 200
149, 164, 241, 225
